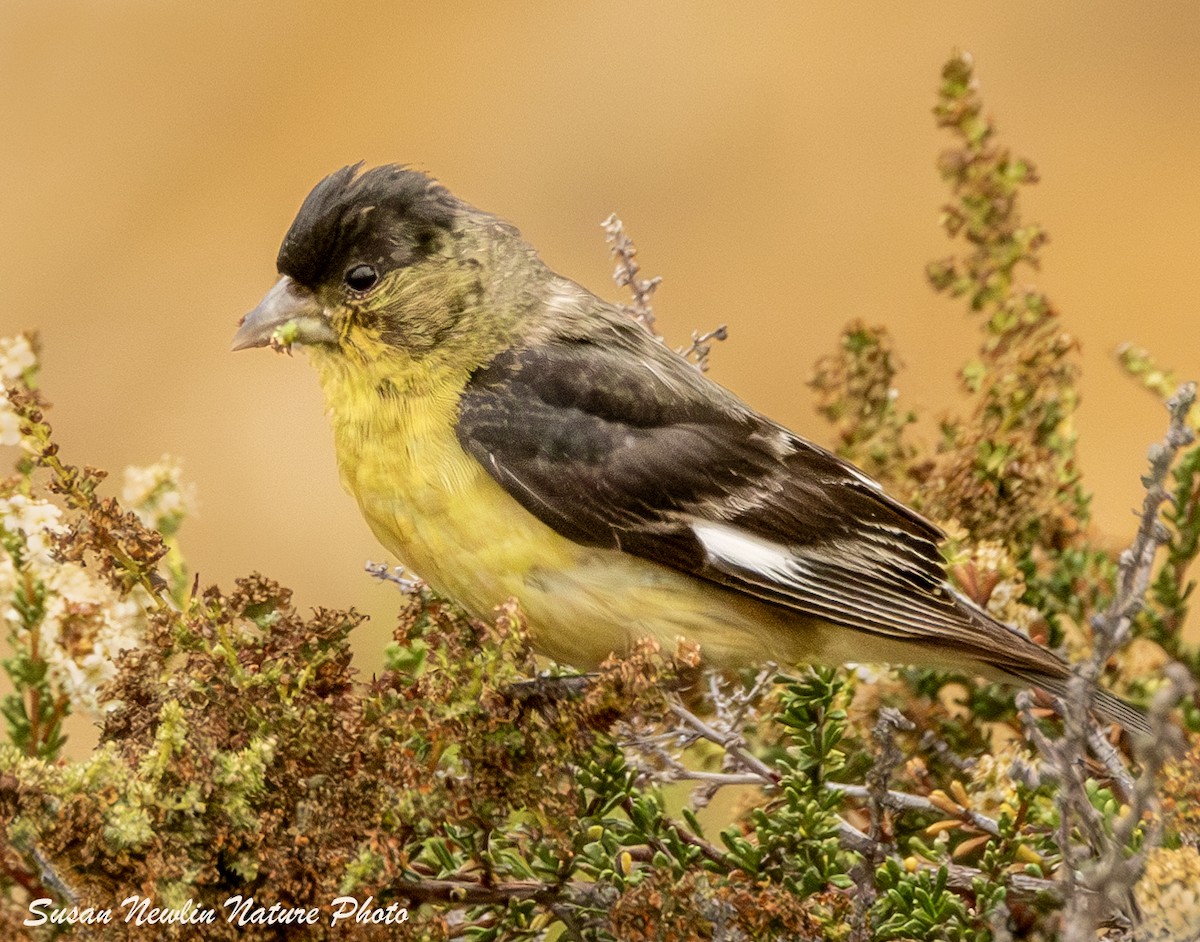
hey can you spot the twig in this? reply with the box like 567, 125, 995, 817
30, 845, 77, 906
1, 837, 77, 908
393, 877, 577, 906
548, 901, 589, 942
667, 700, 778, 783
679, 325, 728, 373
507, 673, 595, 707
673, 822, 731, 868
602, 213, 726, 372
829, 782, 1001, 840
865, 708, 914, 848
851, 707, 915, 940
391, 828, 1083, 917
364, 560, 421, 591
601, 214, 661, 335
1069, 664, 1193, 939
1085, 723, 1136, 802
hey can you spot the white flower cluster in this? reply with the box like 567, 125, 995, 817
122, 455, 198, 535
1, 493, 145, 717
40, 562, 144, 716
1, 333, 37, 449
0, 333, 35, 383
0, 493, 62, 566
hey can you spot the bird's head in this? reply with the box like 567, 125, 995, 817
233, 164, 530, 371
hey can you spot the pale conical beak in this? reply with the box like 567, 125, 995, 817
232, 276, 336, 352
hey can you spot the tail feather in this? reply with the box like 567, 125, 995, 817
950, 587, 1152, 736
1019, 671, 1153, 736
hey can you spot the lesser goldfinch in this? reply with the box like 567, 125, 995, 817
233, 164, 1146, 733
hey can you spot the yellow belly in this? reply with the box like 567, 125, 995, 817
342, 421, 799, 668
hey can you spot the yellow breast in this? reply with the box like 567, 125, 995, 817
310, 347, 561, 604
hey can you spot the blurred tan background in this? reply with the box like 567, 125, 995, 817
3, 3, 1199, 746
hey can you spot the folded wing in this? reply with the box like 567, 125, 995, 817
455, 320, 1063, 680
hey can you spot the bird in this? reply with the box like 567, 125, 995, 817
232, 163, 1148, 734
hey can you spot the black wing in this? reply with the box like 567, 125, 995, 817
453, 321, 999, 643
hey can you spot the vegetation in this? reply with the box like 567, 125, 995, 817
2, 53, 1198, 940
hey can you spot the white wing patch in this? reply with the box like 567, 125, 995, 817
692, 519, 796, 583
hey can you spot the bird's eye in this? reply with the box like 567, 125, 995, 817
344, 264, 379, 292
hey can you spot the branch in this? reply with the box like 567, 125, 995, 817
667, 699, 778, 783
602, 213, 661, 335
364, 560, 421, 591
1046, 381, 1197, 940
393, 877, 598, 908
829, 782, 1001, 840
679, 324, 728, 373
